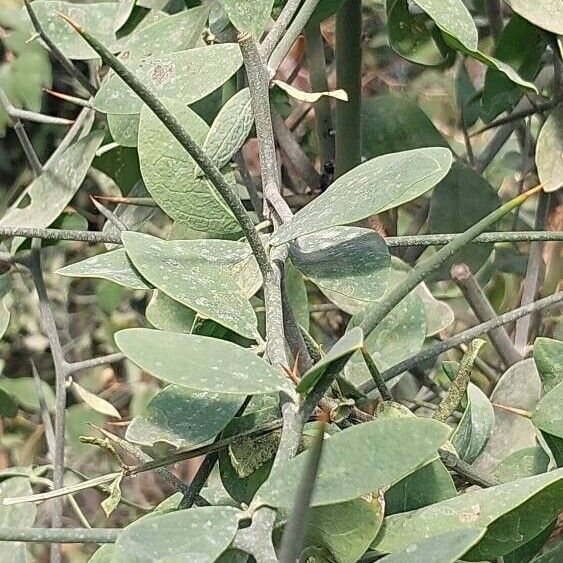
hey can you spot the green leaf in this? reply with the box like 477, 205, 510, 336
271, 147, 452, 245
284, 259, 309, 331
417, 282, 454, 336
386, 458, 456, 516
146, 291, 197, 333
220, 0, 274, 37
65, 404, 107, 460
345, 289, 427, 389
373, 468, 563, 561
449, 375, 495, 464
533, 337, 563, 393
456, 63, 480, 128
257, 417, 450, 508
0, 377, 55, 412
126, 385, 242, 449
0, 477, 37, 562
23, 1, 119, 60
495, 446, 550, 483
0, 388, 18, 418
362, 94, 448, 158
0, 297, 10, 341
473, 359, 541, 476
122, 232, 257, 339
531, 540, 563, 562
504, 0, 563, 35
386, 0, 454, 66
481, 16, 547, 123
219, 406, 279, 504
138, 100, 240, 234
536, 103, 563, 193
296, 327, 364, 394
290, 227, 390, 303
108, 113, 139, 148
112, 506, 241, 562
201, 88, 254, 173
413, 0, 478, 51
94, 44, 242, 114
428, 163, 501, 280
0, 130, 105, 229
88, 544, 115, 563
57, 249, 150, 291
377, 528, 486, 563
532, 382, 563, 440
115, 328, 293, 395
304, 496, 385, 563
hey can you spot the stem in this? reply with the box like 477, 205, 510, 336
359, 291, 563, 393
268, 0, 322, 74
358, 186, 543, 338
438, 449, 499, 488
23, 0, 97, 96
177, 452, 217, 510
334, 0, 362, 178
304, 24, 335, 166
13, 121, 43, 176
451, 264, 521, 367
361, 346, 393, 401
0, 527, 118, 544
434, 339, 485, 422
66, 353, 124, 375
261, 0, 303, 60
60, 16, 272, 282
0, 87, 72, 126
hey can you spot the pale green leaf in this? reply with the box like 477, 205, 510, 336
101, 472, 123, 517
0, 296, 10, 340
257, 418, 450, 508
138, 100, 240, 234
57, 249, 150, 291
220, 0, 274, 37
536, 104, 563, 193
377, 528, 486, 563
533, 337, 563, 393
108, 113, 139, 148
71, 380, 121, 419
201, 88, 254, 173
289, 227, 390, 302
532, 382, 563, 439
417, 283, 454, 336
126, 384, 242, 449
413, 0, 478, 50
88, 544, 115, 563
296, 327, 364, 394
22, 1, 119, 60
374, 469, 563, 561
504, 0, 563, 35
273, 80, 348, 103
112, 506, 241, 562
304, 496, 385, 563
145, 291, 196, 333
0, 377, 55, 412
94, 44, 242, 114
122, 232, 257, 339
0, 131, 105, 229
115, 328, 293, 395
495, 446, 550, 483
0, 388, 18, 418
270, 147, 452, 245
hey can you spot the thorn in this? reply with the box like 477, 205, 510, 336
57, 11, 84, 34
25, 32, 40, 44
492, 402, 532, 418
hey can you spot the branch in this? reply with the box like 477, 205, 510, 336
359, 291, 563, 393
66, 353, 124, 375
361, 346, 393, 401
451, 264, 522, 367
13, 121, 43, 176
0, 527, 118, 544
0, 87, 73, 126
261, 0, 303, 60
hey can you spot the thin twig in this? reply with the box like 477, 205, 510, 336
451, 264, 522, 366
261, 0, 303, 60
90, 196, 129, 232
0, 527, 118, 544
13, 121, 43, 176
66, 353, 124, 375
438, 448, 500, 488
0, 87, 73, 126
359, 291, 563, 393
361, 346, 393, 401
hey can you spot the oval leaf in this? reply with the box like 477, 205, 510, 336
115, 328, 293, 395
504, 0, 563, 35
536, 103, 563, 193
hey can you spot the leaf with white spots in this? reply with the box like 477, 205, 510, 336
138, 100, 240, 234
536, 104, 563, 193
220, 0, 274, 37
112, 505, 241, 562
108, 113, 139, 148
115, 328, 293, 395
504, 0, 563, 35
257, 418, 450, 508
94, 44, 242, 114
533, 337, 563, 394
270, 148, 452, 245
146, 291, 197, 333
289, 227, 390, 302
57, 249, 150, 291
126, 385, 242, 449
122, 232, 257, 339
374, 469, 563, 561
200, 88, 254, 174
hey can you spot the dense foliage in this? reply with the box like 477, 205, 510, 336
0, 0, 561, 562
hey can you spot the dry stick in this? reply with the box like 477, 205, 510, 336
268, 0, 321, 75
513, 187, 552, 352
24, 0, 97, 96
260, 0, 303, 60
334, 0, 362, 178
304, 23, 335, 167
434, 339, 486, 422
359, 291, 563, 394
451, 263, 522, 367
